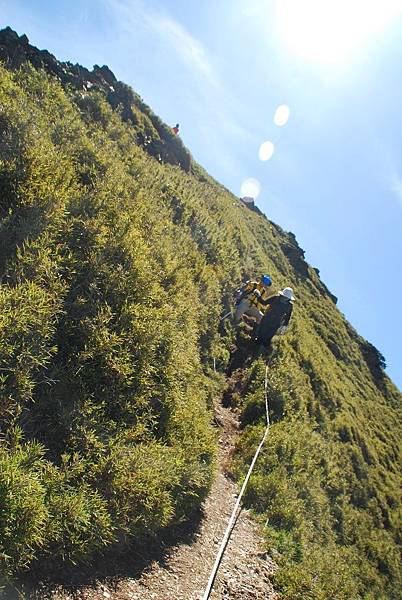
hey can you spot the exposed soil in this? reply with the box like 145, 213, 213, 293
16, 385, 277, 600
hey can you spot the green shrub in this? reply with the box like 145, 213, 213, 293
0, 58, 400, 600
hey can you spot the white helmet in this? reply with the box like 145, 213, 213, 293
281, 287, 295, 301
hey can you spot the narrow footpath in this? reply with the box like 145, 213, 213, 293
48, 396, 277, 600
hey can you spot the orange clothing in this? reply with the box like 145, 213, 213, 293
240, 280, 272, 312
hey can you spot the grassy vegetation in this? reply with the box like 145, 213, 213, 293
0, 65, 222, 581
0, 62, 401, 598
231, 339, 401, 599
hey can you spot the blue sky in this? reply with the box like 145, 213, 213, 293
1, 0, 402, 388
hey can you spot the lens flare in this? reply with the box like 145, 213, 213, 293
277, 0, 402, 64
240, 178, 261, 199
274, 105, 290, 126
258, 141, 275, 161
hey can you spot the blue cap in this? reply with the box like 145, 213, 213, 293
261, 275, 272, 286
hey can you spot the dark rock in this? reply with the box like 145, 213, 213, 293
0, 26, 193, 173
93, 64, 117, 85
107, 83, 139, 124
311, 267, 338, 304
278, 231, 338, 303
2, 26, 19, 42
345, 323, 387, 391
280, 231, 309, 279
359, 340, 386, 380
239, 196, 266, 218
327, 339, 342, 360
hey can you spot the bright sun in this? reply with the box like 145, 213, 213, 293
277, 0, 402, 64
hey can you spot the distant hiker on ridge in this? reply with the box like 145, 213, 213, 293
254, 286, 294, 349
172, 123, 180, 135
234, 275, 273, 324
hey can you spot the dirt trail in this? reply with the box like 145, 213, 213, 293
40, 396, 277, 600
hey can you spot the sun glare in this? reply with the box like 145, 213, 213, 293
258, 141, 275, 161
241, 178, 261, 199
273, 104, 290, 126
277, 0, 402, 64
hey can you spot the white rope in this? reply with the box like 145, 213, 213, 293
202, 364, 270, 600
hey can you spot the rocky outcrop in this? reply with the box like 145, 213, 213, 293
0, 26, 192, 172
312, 267, 338, 304
0, 26, 116, 92
280, 231, 309, 279
270, 224, 338, 303
240, 196, 266, 218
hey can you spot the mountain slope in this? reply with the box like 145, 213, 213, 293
0, 27, 401, 599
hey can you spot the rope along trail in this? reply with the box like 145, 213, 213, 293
202, 364, 271, 600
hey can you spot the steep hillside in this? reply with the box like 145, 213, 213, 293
0, 27, 401, 599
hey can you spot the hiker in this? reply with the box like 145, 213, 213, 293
234, 275, 273, 324
254, 287, 294, 348
172, 123, 180, 135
